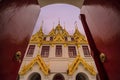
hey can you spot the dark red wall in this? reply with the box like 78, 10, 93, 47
0, 5, 40, 80
81, 0, 120, 80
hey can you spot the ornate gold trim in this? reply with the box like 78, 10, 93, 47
67, 55, 96, 76
19, 55, 49, 76
30, 22, 88, 45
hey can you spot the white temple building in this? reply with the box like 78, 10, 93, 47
18, 22, 98, 80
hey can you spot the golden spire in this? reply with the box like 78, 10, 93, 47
40, 20, 44, 31
41, 20, 44, 26
58, 17, 60, 25
64, 22, 66, 29
53, 22, 55, 29
37, 20, 44, 37
74, 21, 78, 30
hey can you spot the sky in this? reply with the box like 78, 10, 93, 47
32, 4, 85, 35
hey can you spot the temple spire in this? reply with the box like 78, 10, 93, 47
58, 18, 60, 25
64, 22, 66, 29
41, 20, 44, 28
53, 22, 55, 29
42, 20, 44, 26
74, 21, 78, 30
39, 20, 44, 32
40, 20, 43, 29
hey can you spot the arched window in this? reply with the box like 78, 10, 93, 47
53, 73, 65, 80
76, 72, 89, 80
28, 72, 41, 80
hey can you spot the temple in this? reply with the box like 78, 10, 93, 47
18, 22, 98, 80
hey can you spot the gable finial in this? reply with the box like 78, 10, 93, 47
40, 20, 44, 29
58, 17, 60, 25
42, 20, 44, 26
53, 22, 55, 29
39, 20, 44, 33
74, 21, 78, 30
64, 22, 66, 29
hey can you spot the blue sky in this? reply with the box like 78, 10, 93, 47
33, 4, 85, 35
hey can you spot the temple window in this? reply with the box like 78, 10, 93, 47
41, 46, 50, 57
68, 46, 76, 58
71, 37, 74, 41
26, 45, 35, 57
56, 45, 62, 57
65, 37, 67, 41
43, 37, 46, 41
82, 46, 90, 57
50, 37, 53, 41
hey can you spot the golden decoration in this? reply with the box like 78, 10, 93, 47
67, 54, 96, 76
19, 55, 50, 76
100, 53, 106, 63
20, 22, 93, 76
30, 22, 87, 45
15, 51, 21, 63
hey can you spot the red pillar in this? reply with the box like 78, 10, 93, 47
80, 14, 109, 80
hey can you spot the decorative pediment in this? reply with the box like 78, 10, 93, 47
30, 27, 44, 43
55, 24, 63, 31
74, 28, 83, 37
30, 21, 88, 44
73, 28, 87, 43
67, 54, 96, 76
48, 23, 70, 42
62, 29, 69, 36
30, 34, 42, 42
49, 28, 55, 36
53, 33, 65, 42
19, 55, 50, 75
